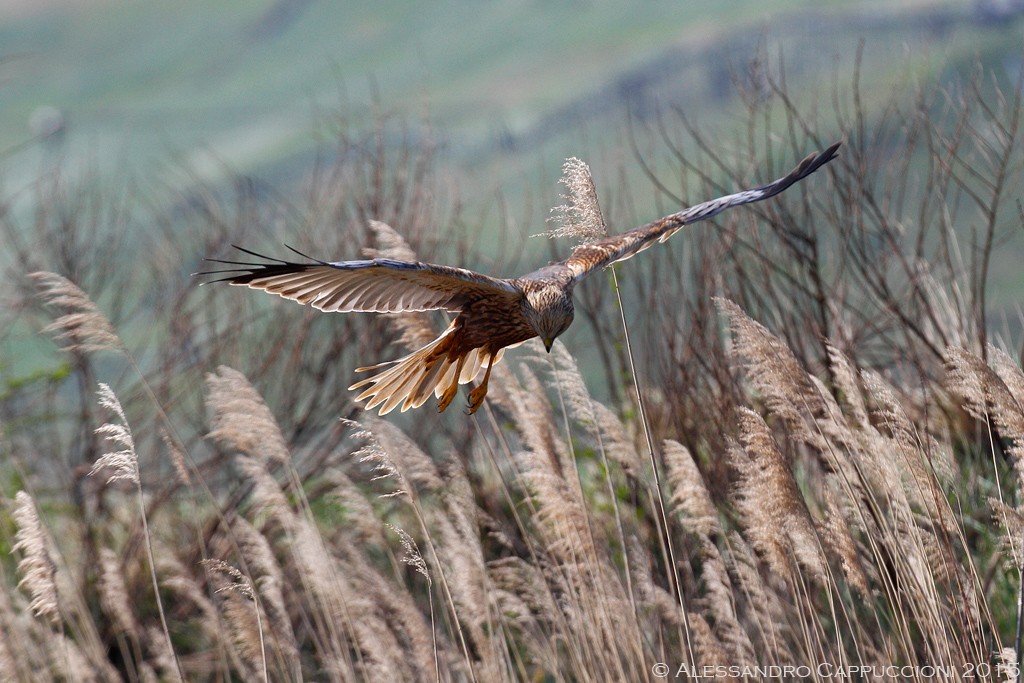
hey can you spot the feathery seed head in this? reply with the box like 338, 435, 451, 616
201, 559, 255, 600
11, 491, 59, 623
30, 271, 124, 353
538, 157, 608, 244
206, 366, 290, 465
91, 383, 140, 485
386, 524, 430, 585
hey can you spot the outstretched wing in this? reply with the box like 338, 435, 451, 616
198, 246, 521, 313
562, 141, 840, 282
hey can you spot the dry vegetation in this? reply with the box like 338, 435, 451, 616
2, 58, 1024, 682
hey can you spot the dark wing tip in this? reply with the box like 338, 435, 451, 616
192, 244, 323, 285
758, 140, 841, 199
795, 140, 842, 178
816, 140, 842, 167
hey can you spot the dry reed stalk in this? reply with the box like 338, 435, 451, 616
546, 340, 642, 623
947, 345, 1024, 491
364, 416, 443, 492
96, 547, 138, 636
326, 466, 386, 545
991, 499, 1024, 568
990, 346, 1024, 404
49, 633, 106, 683
506, 373, 645, 680
825, 341, 870, 430
153, 551, 222, 645
431, 471, 494, 671
862, 371, 958, 528
349, 420, 413, 498
486, 557, 566, 674
203, 370, 352, 679
627, 533, 680, 631
514, 447, 594, 567
0, 554, 51, 682
91, 384, 183, 682
589, 402, 644, 476
731, 408, 826, 582
664, 439, 718, 537
29, 271, 124, 353
91, 384, 139, 484
230, 450, 355, 676
384, 523, 441, 681
319, 417, 444, 679
341, 534, 440, 682
233, 434, 407, 680
160, 427, 191, 487
507, 360, 574, 478
203, 558, 254, 598
319, 531, 432, 682
232, 455, 294, 523
11, 491, 59, 625
483, 356, 634, 679
505, 332, 653, 679
726, 532, 794, 663
0, 627, 18, 682
440, 456, 553, 681
944, 345, 1024, 658
386, 523, 431, 585
206, 366, 290, 465
231, 517, 301, 677
716, 298, 826, 450
688, 612, 738, 679
695, 538, 755, 665
819, 482, 872, 599
510, 356, 642, 683
202, 559, 268, 682
143, 624, 181, 682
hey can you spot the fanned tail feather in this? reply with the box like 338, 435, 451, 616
349, 321, 508, 415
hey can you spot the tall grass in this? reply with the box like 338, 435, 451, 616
2, 59, 1024, 681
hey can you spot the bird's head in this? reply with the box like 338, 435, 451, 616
524, 286, 574, 353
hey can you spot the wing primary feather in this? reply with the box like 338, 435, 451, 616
229, 244, 296, 264
284, 243, 332, 266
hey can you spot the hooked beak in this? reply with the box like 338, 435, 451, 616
543, 337, 554, 353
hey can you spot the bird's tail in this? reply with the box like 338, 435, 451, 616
349, 320, 509, 415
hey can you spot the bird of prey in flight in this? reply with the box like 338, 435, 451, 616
201, 142, 840, 415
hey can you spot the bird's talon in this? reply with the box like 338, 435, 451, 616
437, 388, 456, 413
467, 388, 487, 414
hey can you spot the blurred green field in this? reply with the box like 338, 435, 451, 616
3, 0, 1019, 192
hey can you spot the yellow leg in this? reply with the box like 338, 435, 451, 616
467, 352, 494, 414
436, 354, 467, 413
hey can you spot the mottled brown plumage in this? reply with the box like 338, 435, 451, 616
199, 141, 840, 414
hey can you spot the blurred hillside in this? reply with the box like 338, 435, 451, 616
2, 0, 1023, 196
